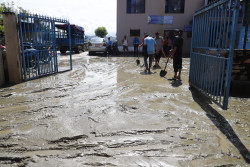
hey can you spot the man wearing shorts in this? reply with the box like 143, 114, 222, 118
171, 30, 183, 80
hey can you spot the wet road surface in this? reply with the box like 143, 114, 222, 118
0, 52, 249, 167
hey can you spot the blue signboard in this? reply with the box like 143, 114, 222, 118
148, 15, 173, 25
184, 25, 192, 32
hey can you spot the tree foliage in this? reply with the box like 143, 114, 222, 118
95, 27, 108, 38
0, 1, 29, 44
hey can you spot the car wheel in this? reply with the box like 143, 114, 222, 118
74, 47, 79, 54
60, 47, 67, 54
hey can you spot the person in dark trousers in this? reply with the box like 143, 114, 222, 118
154, 32, 166, 68
133, 36, 139, 56
144, 34, 159, 73
139, 32, 148, 63
107, 37, 112, 56
170, 29, 183, 80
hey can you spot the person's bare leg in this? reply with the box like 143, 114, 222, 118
174, 72, 177, 79
177, 69, 182, 80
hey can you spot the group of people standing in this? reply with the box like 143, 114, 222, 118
121, 29, 183, 80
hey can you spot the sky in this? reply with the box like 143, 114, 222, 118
2, 0, 117, 36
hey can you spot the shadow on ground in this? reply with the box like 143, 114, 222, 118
189, 86, 250, 164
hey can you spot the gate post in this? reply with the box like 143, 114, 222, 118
3, 12, 22, 84
0, 48, 5, 86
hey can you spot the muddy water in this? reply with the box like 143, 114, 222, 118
0, 52, 249, 167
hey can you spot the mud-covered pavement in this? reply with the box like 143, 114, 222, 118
0, 52, 249, 167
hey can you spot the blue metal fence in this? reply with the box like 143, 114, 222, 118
189, 0, 241, 109
18, 13, 72, 81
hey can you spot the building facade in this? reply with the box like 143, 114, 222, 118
117, 0, 205, 55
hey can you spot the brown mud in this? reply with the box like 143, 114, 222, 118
0, 52, 249, 167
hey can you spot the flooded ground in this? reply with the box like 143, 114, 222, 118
0, 52, 249, 167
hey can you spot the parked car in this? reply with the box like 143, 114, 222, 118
88, 38, 107, 55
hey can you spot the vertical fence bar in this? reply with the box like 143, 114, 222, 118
222, 3, 228, 49
68, 23, 72, 70
216, 58, 222, 100
225, 2, 232, 49
189, 0, 239, 110
18, 13, 70, 80
212, 8, 218, 48
218, 4, 224, 49
189, 13, 196, 83
223, 0, 240, 109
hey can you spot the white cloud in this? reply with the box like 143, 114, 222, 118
2, 0, 117, 36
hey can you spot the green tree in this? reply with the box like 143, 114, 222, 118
0, 3, 7, 45
0, 1, 28, 45
95, 27, 108, 38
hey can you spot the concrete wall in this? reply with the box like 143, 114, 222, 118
117, 0, 205, 55
3, 12, 22, 84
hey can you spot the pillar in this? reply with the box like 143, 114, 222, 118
0, 48, 5, 86
3, 12, 22, 84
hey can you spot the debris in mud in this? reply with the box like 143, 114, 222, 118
88, 117, 99, 123
1, 93, 13, 98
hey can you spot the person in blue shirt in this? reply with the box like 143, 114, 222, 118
133, 36, 139, 56
107, 37, 112, 56
144, 35, 159, 73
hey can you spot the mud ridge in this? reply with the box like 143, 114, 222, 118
0, 156, 31, 165
48, 135, 88, 144
84, 162, 116, 166
89, 94, 110, 101
84, 153, 112, 157
29, 105, 65, 113
1, 93, 13, 98
47, 143, 100, 150
106, 140, 149, 148
0, 143, 18, 148
94, 129, 168, 137
31, 88, 54, 93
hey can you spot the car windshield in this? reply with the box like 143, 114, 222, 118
91, 38, 104, 43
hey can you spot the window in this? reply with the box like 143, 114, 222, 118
165, 0, 185, 13
127, 0, 145, 14
130, 29, 140, 37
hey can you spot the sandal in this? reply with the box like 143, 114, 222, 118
176, 76, 181, 80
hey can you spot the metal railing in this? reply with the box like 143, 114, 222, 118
18, 13, 72, 80
189, 0, 241, 109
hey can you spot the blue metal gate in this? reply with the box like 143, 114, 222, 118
189, 0, 241, 110
18, 13, 72, 80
